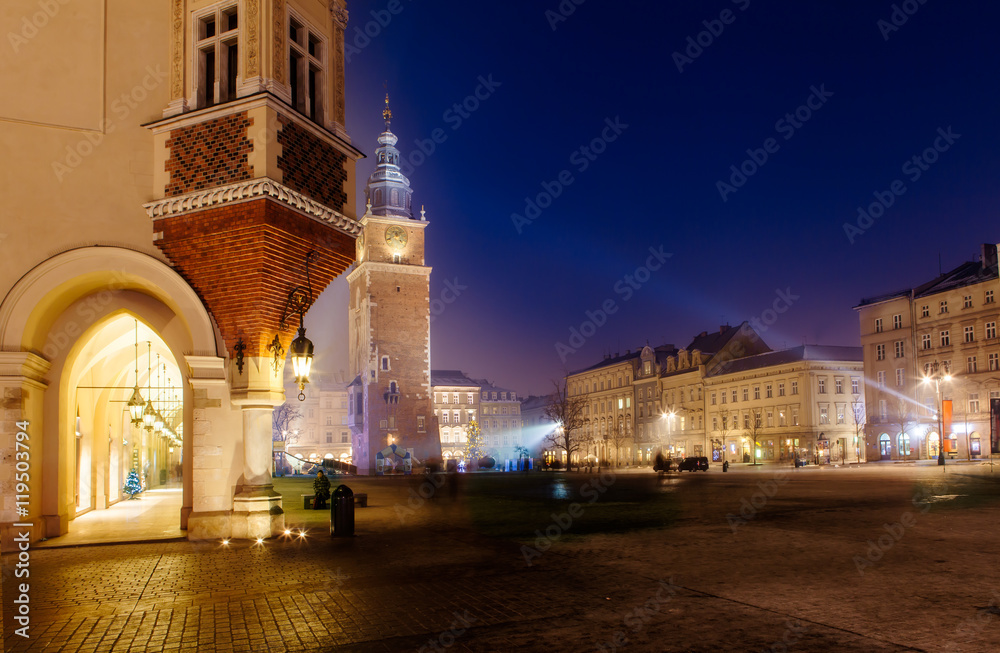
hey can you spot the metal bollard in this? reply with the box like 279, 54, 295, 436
331, 484, 355, 537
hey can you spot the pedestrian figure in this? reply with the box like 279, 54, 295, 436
313, 470, 331, 509
723, 460, 729, 473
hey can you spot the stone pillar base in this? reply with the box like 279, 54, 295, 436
231, 485, 284, 539
187, 511, 232, 541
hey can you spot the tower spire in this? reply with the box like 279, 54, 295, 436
382, 81, 392, 130
365, 88, 413, 219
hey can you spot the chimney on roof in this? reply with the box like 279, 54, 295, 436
626, 349, 630, 354
719, 325, 727, 334
699, 331, 707, 338
982, 243, 999, 272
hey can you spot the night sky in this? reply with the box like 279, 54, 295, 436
309, 0, 1000, 397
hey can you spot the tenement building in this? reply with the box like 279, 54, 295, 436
856, 243, 1000, 461
285, 372, 351, 468
477, 380, 524, 464
703, 346, 865, 464
430, 370, 480, 461
659, 324, 770, 461
1, 0, 360, 548
565, 350, 642, 466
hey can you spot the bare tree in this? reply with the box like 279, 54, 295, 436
272, 402, 303, 443
744, 408, 764, 465
851, 395, 866, 462
607, 416, 631, 467
543, 381, 587, 471
888, 396, 918, 460
717, 408, 731, 462
272, 402, 303, 473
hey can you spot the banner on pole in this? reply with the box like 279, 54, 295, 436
942, 400, 955, 453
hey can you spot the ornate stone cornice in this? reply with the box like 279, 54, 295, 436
144, 178, 361, 236
347, 260, 432, 284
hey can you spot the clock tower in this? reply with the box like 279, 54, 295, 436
347, 97, 440, 474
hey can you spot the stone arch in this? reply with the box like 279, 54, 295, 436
0, 247, 224, 545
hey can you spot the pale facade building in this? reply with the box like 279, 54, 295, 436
565, 352, 638, 466
477, 381, 523, 463
285, 373, 351, 468
659, 324, 771, 461
857, 244, 1000, 460
633, 345, 677, 464
430, 370, 480, 461
704, 346, 865, 464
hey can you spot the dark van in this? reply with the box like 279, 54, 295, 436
677, 456, 709, 472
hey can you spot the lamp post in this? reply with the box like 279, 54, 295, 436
922, 360, 952, 466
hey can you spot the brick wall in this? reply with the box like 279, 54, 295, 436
155, 199, 355, 357
350, 265, 441, 469
277, 116, 348, 211
164, 113, 254, 197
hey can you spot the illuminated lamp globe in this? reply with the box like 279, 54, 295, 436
290, 327, 314, 401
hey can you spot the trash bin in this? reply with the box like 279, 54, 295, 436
331, 484, 355, 537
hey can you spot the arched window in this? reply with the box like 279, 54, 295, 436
897, 432, 911, 456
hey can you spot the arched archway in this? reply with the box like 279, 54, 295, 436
927, 432, 940, 459
879, 433, 891, 460
0, 247, 224, 545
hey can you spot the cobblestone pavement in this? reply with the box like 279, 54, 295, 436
4, 466, 1000, 652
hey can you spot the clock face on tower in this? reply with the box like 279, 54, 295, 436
385, 225, 407, 248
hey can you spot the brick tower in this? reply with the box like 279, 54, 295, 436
347, 97, 441, 474
142, 0, 361, 538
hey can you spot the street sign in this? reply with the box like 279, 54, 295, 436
273, 440, 285, 452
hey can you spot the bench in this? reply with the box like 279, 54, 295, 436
302, 493, 368, 509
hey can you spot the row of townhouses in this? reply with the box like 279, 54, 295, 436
546, 241, 1000, 467
559, 324, 864, 466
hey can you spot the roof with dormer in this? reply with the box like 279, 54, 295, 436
430, 370, 480, 388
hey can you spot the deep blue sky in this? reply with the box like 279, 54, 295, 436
311, 0, 1000, 397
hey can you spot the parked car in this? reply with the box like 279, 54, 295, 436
677, 456, 709, 472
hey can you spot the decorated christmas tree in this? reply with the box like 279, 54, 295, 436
464, 419, 486, 464
124, 469, 143, 499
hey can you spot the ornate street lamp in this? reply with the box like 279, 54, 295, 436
279, 252, 316, 401
290, 327, 314, 401
922, 360, 952, 466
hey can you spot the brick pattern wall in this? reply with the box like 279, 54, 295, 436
164, 113, 254, 197
349, 265, 441, 470
277, 116, 348, 211
155, 199, 355, 357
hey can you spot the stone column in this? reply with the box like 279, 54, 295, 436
230, 354, 285, 540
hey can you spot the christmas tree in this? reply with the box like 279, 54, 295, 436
464, 419, 486, 464
124, 469, 143, 499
